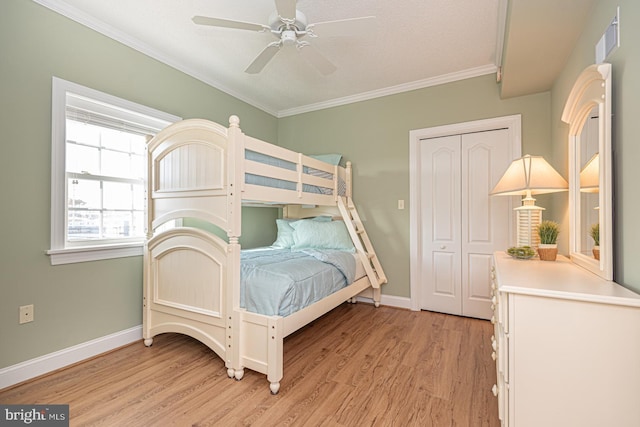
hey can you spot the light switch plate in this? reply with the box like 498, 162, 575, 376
19, 304, 34, 324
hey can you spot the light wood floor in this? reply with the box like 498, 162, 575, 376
0, 304, 499, 426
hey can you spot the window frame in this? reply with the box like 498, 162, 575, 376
48, 77, 181, 265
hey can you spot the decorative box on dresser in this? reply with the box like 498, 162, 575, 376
491, 252, 640, 427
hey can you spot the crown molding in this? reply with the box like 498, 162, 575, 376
276, 64, 498, 118
34, 0, 499, 119
32, 0, 279, 117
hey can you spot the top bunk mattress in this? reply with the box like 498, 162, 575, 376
240, 247, 362, 317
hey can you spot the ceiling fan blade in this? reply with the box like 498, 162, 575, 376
275, 0, 297, 21
298, 43, 336, 75
192, 16, 269, 32
245, 42, 282, 74
307, 16, 375, 38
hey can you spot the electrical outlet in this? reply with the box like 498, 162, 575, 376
19, 304, 34, 324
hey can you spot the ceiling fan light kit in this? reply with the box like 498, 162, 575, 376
192, 0, 374, 75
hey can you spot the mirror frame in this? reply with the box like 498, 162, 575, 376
561, 63, 613, 280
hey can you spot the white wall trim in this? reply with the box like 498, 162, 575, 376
33, 0, 278, 117
46, 243, 143, 265
0, 326, 142, 390
33, 0, 497, 119
356, 294, 412, 310
277, 65, 497, 118
408, 115, 522, 311
494, 0, 509, 71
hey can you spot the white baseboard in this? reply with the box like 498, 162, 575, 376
356, 294, 412, 310
0, 325, 142, 390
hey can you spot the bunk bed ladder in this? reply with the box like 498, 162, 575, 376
338, 197, 387, 305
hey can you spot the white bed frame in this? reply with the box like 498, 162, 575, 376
143, 116, 386, 394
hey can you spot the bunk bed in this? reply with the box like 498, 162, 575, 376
143, 116, 386, 394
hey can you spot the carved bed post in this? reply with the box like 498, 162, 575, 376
226, 115, 245, 381
345, 161, 353, 199
227, 115, 243, 240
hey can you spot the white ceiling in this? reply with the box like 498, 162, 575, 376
35, 0, 591, 118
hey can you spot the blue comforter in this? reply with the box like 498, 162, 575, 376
240, 248, 356, 317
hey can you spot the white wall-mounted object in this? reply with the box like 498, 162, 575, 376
595, 7, 620, 63
562, 63, 613, 280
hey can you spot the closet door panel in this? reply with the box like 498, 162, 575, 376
420, 135, 462, 314
461, 129, 511, 319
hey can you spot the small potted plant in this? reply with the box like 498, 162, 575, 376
590, 223, 600, 260
537, 220, 560, 261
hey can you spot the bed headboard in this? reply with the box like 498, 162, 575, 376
147, 117, 243, 238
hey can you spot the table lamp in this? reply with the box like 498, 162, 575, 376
580, 153, 599, 193
491, 155, 568, 248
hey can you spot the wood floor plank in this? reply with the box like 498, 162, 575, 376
0, 304, 499, 426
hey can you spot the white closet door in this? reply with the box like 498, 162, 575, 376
419, 135, 462, 315
420, 129, 511, 319
461, 129, 511, 319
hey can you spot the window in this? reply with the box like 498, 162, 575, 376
48, 78, 180, 265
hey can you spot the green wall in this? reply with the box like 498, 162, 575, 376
5, 0, 638, 373
550, 0, 640, 292
0, 0, 277, 369
278, 76, 553, 299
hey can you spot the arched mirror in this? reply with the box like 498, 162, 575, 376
561, 63, 613, 280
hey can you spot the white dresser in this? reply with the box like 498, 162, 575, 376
491, 252, 640, 427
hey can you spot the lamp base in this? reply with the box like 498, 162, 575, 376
514, 204, 544, 249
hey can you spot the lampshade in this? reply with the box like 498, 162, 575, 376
580, 153, 599, 193
491, 155, 569, 196
491, 155, 568, 249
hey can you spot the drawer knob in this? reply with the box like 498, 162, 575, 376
492, 384, 498, 396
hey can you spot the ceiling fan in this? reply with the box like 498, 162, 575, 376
192, 0, 374, 75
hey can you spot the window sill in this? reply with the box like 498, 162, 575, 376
47, 243, 143, 265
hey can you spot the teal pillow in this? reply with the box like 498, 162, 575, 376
310, 154, 342, 166
290, 220, 355, 252
271, 216, 332, 248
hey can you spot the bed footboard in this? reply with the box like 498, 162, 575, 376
143, 227, 237, 371
233, 275, 373, 394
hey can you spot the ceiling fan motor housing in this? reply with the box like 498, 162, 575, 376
269, 10, 307, 33
282, 30, 297, 45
